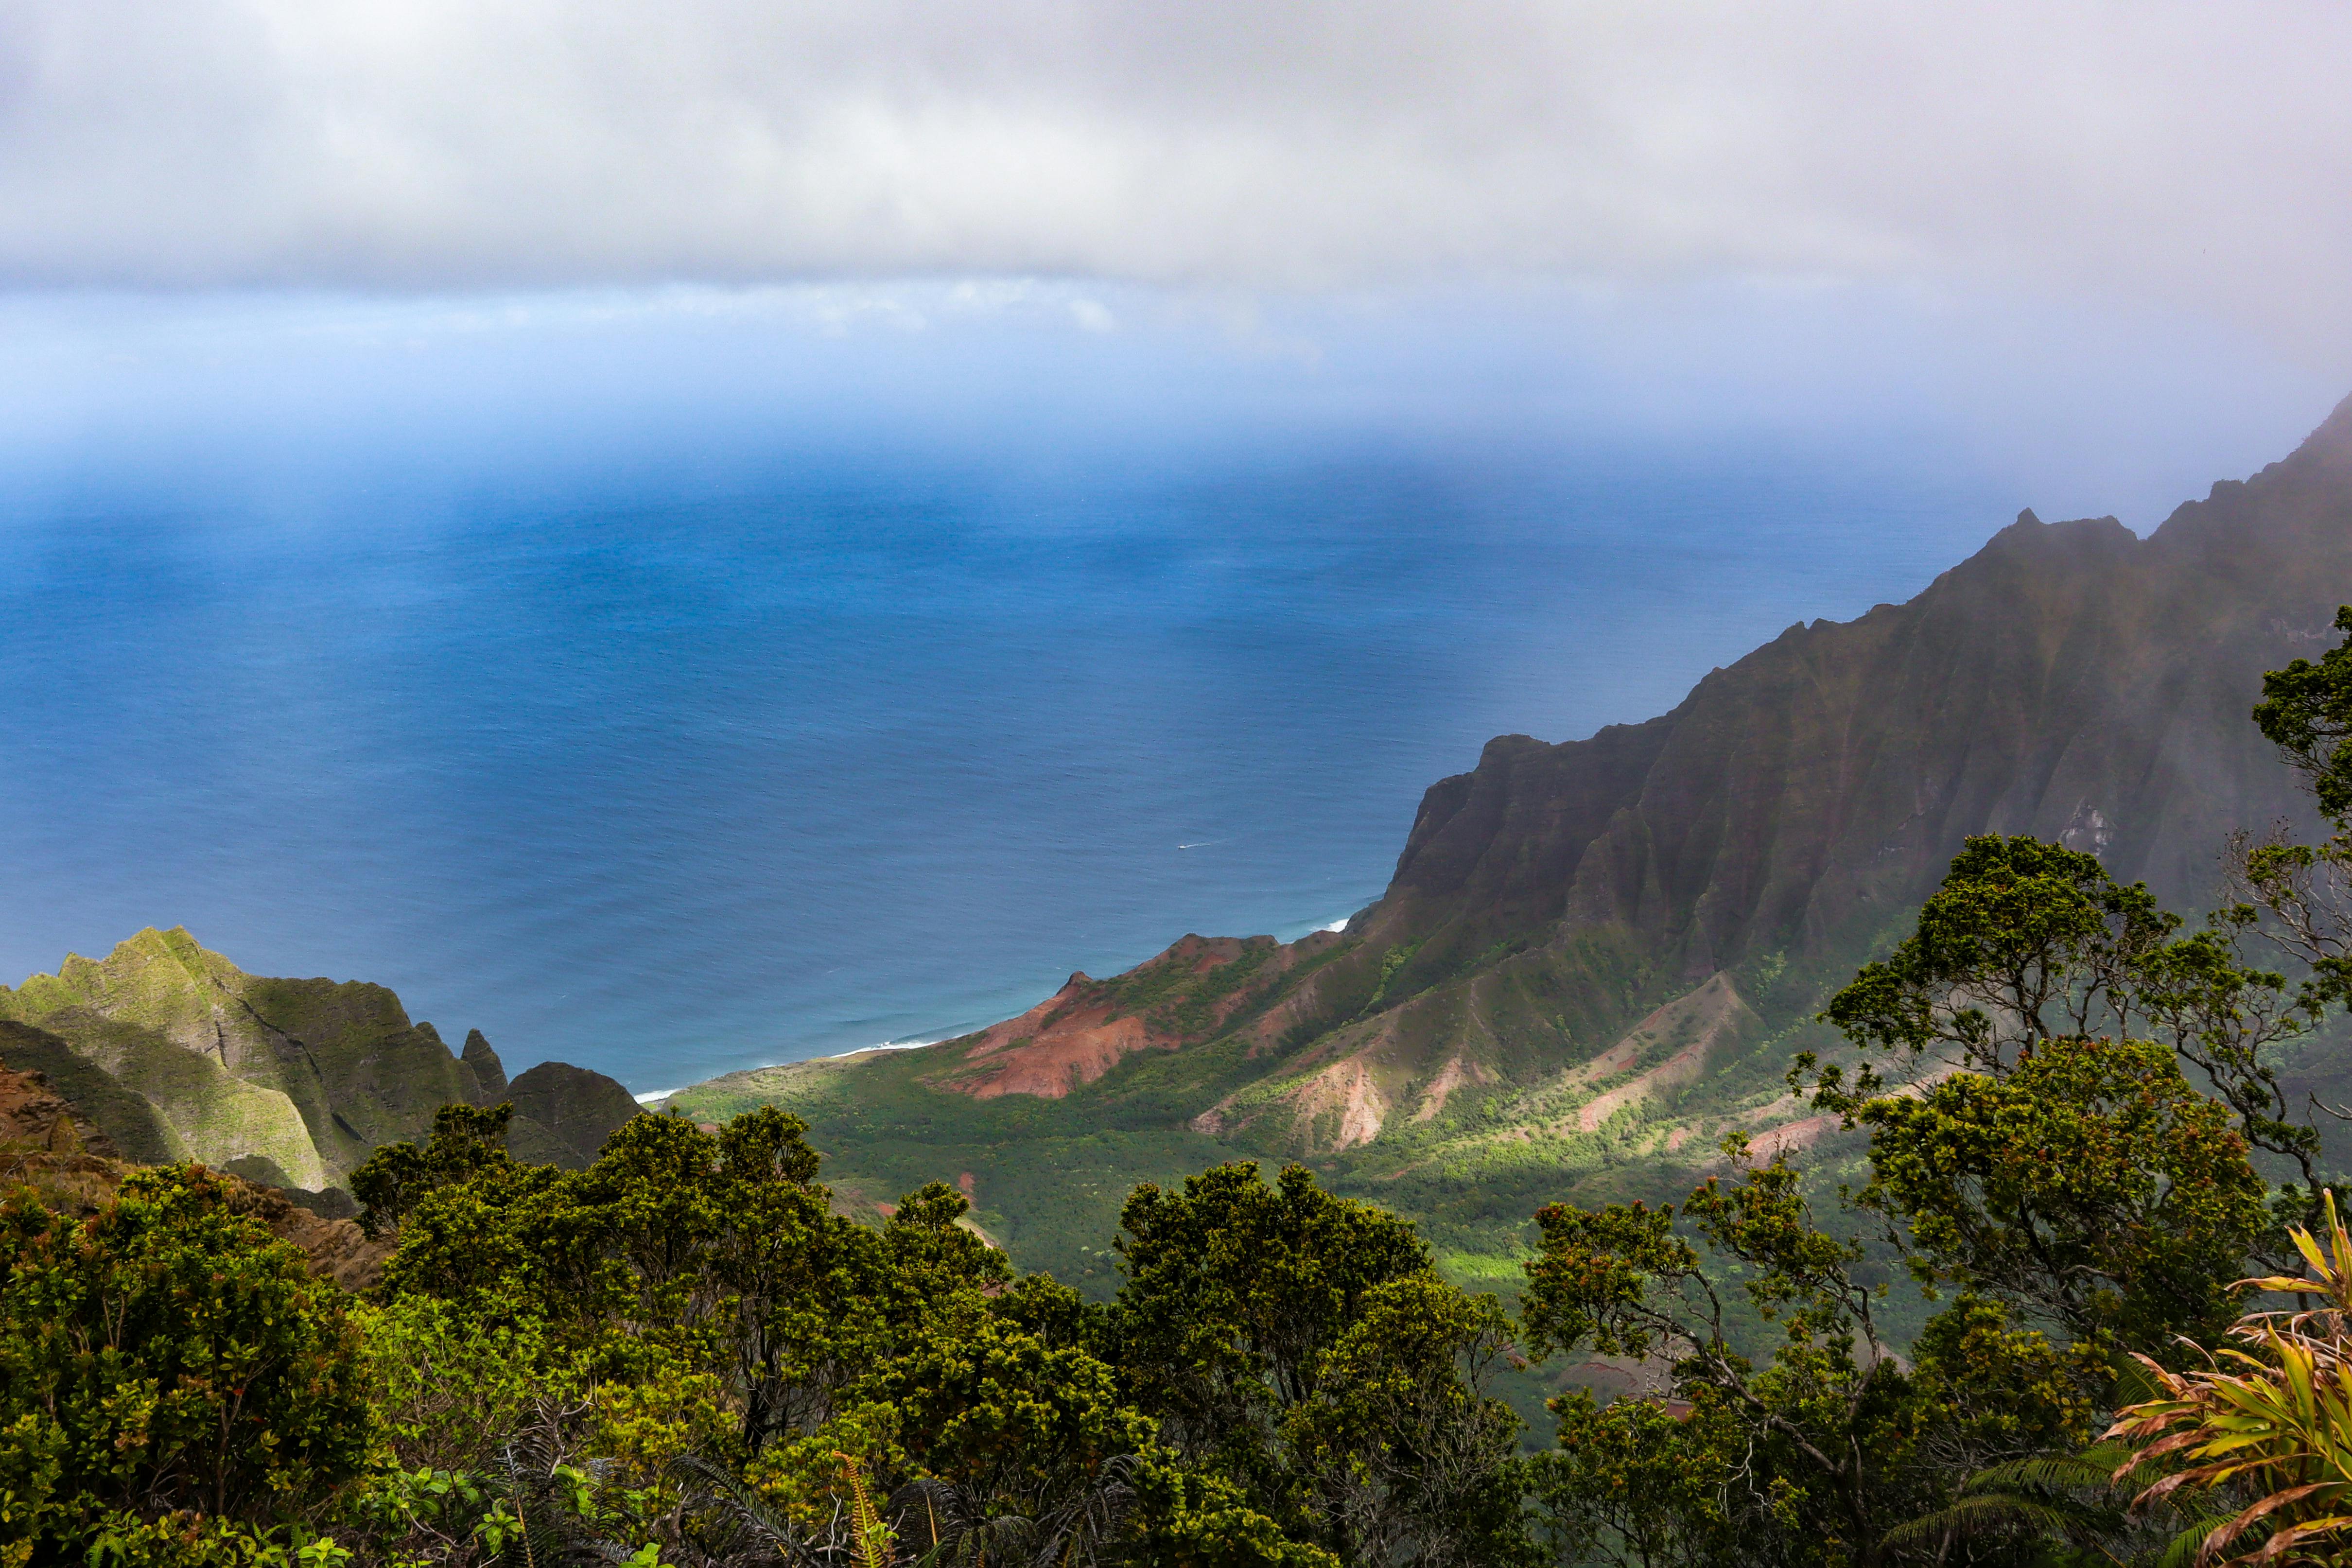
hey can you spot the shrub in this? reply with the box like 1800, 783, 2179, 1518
0, 1164, 372, 1560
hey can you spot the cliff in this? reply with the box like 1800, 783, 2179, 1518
666, 395, 2352, 1287
0, 927, 641, 1192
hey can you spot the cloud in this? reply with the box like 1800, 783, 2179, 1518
3, 2, 2351, 353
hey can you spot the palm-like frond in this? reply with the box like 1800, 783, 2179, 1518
1028, 1455, 1139, 1568
1882, 1436, 2145, 1562
2151, 1509, 2237, 1568
835, 1453, 894, 1568
669, 1453, 832, 1568
2108, 1190, 2352, 1567
1970, 1442, 2147, 1497
1880, 1492, 2095, 1551
885, 1477, 1035, 1567
488, 1420, 611, 1568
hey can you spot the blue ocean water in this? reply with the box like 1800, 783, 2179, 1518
0, 437, 2025, 1091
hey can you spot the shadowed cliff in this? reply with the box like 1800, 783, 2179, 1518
665, 396, 2352, 1284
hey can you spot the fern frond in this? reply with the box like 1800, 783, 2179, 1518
1965, 1455, 2127, 1495
1881, 1493, 2084, 1550
837, 1452, 895, 1568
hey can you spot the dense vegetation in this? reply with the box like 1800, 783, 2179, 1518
18, 620, 2352, 1566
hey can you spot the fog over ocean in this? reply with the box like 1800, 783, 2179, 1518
0, 285, 2331, 1090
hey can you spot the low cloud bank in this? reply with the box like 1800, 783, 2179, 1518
3, 3, 2350, 356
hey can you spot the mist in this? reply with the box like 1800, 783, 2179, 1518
0, 279, 2336, 537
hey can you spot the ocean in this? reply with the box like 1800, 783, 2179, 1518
0, 434, 2027, 1092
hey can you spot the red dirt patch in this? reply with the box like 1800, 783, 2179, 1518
937, 933, 1318, 1099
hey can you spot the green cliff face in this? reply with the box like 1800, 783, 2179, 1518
0, 928, 639, 1191
666, 394, 2352, 1291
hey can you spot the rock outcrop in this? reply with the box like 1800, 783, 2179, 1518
0, 928, 640, 1192
506, 1060, 644, 1167
463, 1028, 510, 1098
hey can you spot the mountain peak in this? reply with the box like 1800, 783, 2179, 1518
462, 1028, 509, 1099
2300, 390, 2352, 459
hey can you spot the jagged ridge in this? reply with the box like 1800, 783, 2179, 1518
0, 927, 640, 1190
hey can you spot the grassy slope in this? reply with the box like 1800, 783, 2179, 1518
664, 932, 1884, 1302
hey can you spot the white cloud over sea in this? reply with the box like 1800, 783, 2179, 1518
4, 2, 2352, 358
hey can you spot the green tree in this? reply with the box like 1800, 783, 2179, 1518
2252, 603, 2352, 823
0, 1164, 372, 1557
349, 1102, 522, 1240
1114, 1162, 1532, 1565
1851, 1035, 2266, 1352
1114, 1162, 1429, 1470
369, 1105, 1222, 1563
1116, 1451, 1342, 1568
866, 1312, 1153, 1523
1818, 836, 2318, 1202
2239, 606, 2352, 1128
1813, 833, 2319, 1306
377, 1106, 913, 1452
1521, 1146, 2098, 1568
1529, 1389, 1742, 1568
1278, 1274, 1531, 1568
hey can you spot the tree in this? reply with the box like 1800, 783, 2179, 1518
1113, 1162, 1531, 1564
350, 1101, 522, 1239
1114, 1162, 1429, 1470
1115, 1451, 1342, 1568
1851, 1035, 2266, 1352
1530, 1388, 1742, 1568
1520, 1145, 2098, 1568
0, 1164, 373, 1557
1818, 836, 2319, 1203
2238, 607, 2352, 1122
367, 1105, 1230, 1564
1814, 834, 2320, 1291
378, 1106, 915, 1453
2253, 604, 2352, 824
1822, 835, 2179, 1073
1277, 1274, 1531, 1568
865, 1313, 1153, 1524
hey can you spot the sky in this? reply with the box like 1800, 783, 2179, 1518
1, 3, 2349, 349
1, 4, 2350, 512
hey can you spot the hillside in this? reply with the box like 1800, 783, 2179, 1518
0, 1052, 393, 1290
0, 926, 639, 1197
667, 395, 2352, 1292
